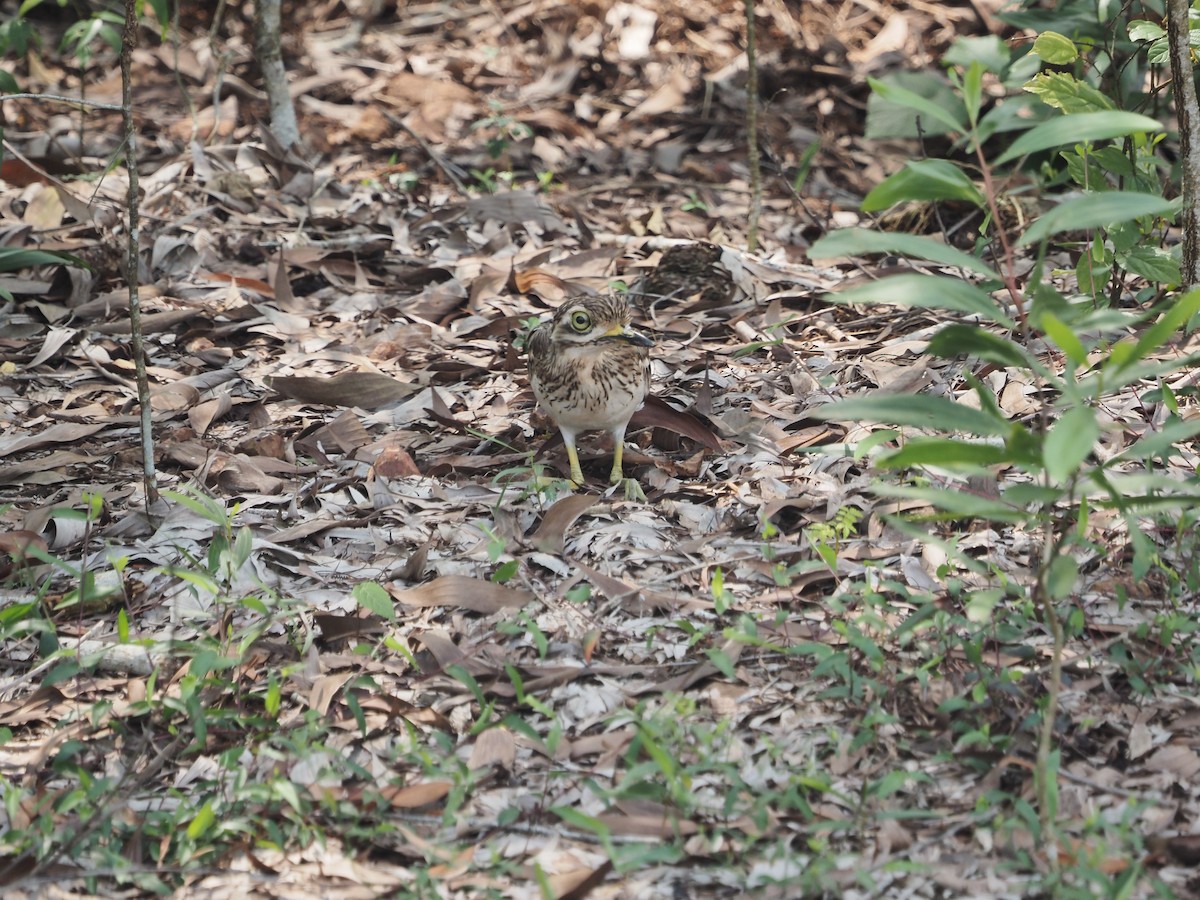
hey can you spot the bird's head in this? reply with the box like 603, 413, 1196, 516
550, 296, 653, 348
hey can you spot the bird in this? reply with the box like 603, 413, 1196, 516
526, 294, 653, 487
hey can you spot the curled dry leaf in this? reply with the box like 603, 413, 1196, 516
528, 494, 598, 554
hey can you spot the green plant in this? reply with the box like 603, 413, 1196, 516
680, 190, 708, 213
799, 16, 1200, 896
471, 107, 533, 160
804, 506, 863, 572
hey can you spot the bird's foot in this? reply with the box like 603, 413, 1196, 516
611, 476, 646, 502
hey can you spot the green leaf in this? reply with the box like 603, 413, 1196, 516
943, 35, 1013, 75
1116, 415, 1200, 462
927, 325, 1036, 368
861, 159, 986, 212
961, 61, 984, 126
827, 274, 1012, 325
1045, 554, 1079, 600
0, 247, 80, 272
1023, 71, 1116, 114
143, 0, 171, 34
1127, 289, 1200, 365
1119, 246, 1181, 285
1127, 20, 1165, 42
808, 230, 999, 278
965, 588, 1004, 623
553, 806, 611, 838
1002, 483, 1067, 506
1039, 312, 1088, 367
870, 483, 1027, 521
352, 581, 396, 621
1018, 192, 1175, 247
867, 75, 967, 135
187, 801, 216, 841
877, 438, 1008, 470
996, 111, 1162, 165
705, 647, 737, 679
1043, 405, 1098, 483
1031, 32, 1079, 65
814, 395, 1010, 437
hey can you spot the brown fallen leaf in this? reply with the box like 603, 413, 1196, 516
0, 422, 107, 458
467, 727, 515, 772
528, 494, 597, 554
266, 372, 418, 409
630, 395, 723, 451
378, 780, 453, 809
0, 530, 48, 573
391, 575, 533, 613
552, 861, 615, 900
374, 445, 421, 478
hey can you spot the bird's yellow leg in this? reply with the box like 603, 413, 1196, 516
566, 442, 585, 487
608, 441, 625, 485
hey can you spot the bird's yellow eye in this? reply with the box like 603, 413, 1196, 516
568, 310, 592, 332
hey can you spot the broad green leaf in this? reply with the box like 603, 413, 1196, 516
943, 35, 1012, 74
1038, 311, 1088, 367
827, 274, 1012, 325
352, 581, 396, 621
1024, 71, 1115, 114
1128, 288, 1200, 364
1043, 405, 1098, 483
814, 395, 1010, 437
1088, 350, 1200, 400
927, 325, 1035, 368
877, 438, 1008, 470
868, 76, 967, 134
870, 483, 1027, 521
996, 111, 1162, 165
0, 247, 79, 271
1119, 246, 1181, 285
965, 588, 1004, 623
1002, 483, 1067, 506
861, 159, 986, 212
187, 801, 216, 840
1127, 20, 1164, 42
808, 229, 999, 278
1045, 554, 1079, 600
143, 0, 171, 34
866, 71, 964, 139
1031, 32, 1079, 64
1018, 192, 1175, 247
1116, 415, 1200, 461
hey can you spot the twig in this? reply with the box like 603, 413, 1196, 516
0, 92, 125, 112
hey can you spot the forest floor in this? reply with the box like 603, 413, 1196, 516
1, 1, 1198, 897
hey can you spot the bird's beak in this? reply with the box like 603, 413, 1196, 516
603, 323, 653, 347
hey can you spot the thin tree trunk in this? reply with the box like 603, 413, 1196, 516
745, 0, 762, 253
254, 0, 300, 149
122, 0, 157, 507
1168, 0, 1200, 287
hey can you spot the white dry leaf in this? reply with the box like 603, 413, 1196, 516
606, 2, 657, 60
1128, 720, 1155, 760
